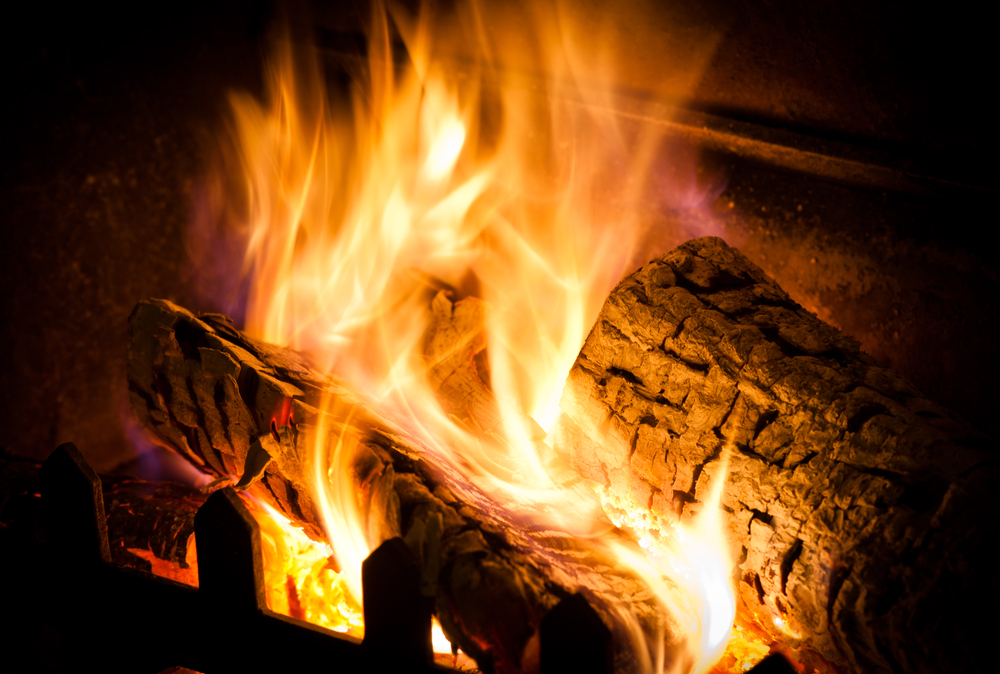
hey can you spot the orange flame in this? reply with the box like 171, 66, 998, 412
207, 2, 737, 671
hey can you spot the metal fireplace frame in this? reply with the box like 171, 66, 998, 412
9, 442, 794, 673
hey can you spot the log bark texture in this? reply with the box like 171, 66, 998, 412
102, 474, 205, 580
555, 236, 997, 674
127, 299, 662, 674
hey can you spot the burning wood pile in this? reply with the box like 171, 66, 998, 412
125, 238, 995, 674
50, 3, 990, 671
128, 292, 680, 674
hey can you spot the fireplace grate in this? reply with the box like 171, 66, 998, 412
2, 443, 793, 674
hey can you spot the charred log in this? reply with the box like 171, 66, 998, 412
102, 474, 205, 580
555, 236, 997, 674
0, 449, 204, 579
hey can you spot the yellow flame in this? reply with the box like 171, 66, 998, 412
601, 443, 736, 673
245, 497, 364, 636
432, 616, 454, 654
311, 404, 373, 606
211, 1, 736, 671
432, 616, 478, 670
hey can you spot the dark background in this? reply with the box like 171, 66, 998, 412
2, 0, 996, 474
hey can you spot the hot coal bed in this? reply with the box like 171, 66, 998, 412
1, 2, 997, 673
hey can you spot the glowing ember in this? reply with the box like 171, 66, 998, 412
709, 624, 771, 674
189, 1, 744, 671
127, 535, 198, 587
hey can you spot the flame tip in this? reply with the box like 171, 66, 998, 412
202, 2, 735, 670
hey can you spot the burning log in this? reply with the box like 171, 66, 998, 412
126, 298, 658, 674
555, 236, 997, 674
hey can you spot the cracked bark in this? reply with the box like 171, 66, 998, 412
555, 236, 997, 674
127, 298, 663, 674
